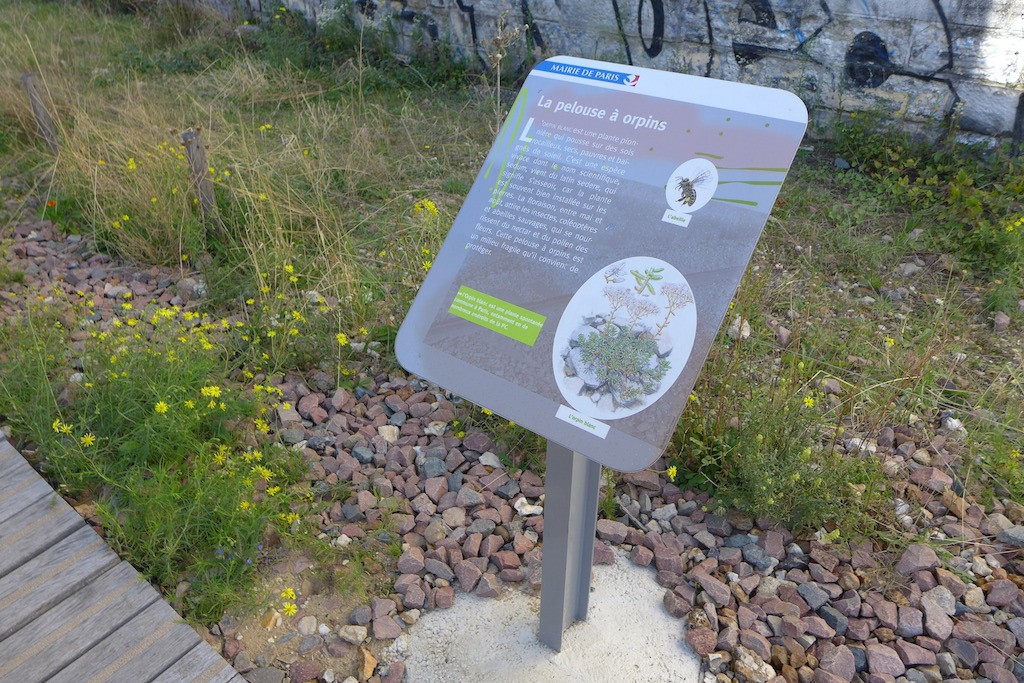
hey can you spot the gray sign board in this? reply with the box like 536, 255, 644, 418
397, 56, 807, 472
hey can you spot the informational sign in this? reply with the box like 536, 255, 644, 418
397, 56, 807, 472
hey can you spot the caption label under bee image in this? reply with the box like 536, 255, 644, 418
662, 158, 719, 227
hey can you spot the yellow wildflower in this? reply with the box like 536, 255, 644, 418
281, 587, 296, 600
413, 198, 438, 215
80, 433, 96, 447
282, 602, 297, 617
155, 401, 169, 414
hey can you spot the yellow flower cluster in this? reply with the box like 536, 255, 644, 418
413, 198, 439, 215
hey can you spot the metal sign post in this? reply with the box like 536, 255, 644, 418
395, 56, 806, 653
537, 442, 601, 651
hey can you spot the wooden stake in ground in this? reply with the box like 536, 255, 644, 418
20, 73, 58, 155
180, 128, 225, 244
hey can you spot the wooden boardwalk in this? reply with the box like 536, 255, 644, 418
0, 437, 243, 683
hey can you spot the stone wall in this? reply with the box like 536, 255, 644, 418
243, 0, 1024, 141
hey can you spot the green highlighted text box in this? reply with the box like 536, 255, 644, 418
448, 286, 546, 346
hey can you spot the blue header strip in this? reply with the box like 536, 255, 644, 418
535, 60, 635, 86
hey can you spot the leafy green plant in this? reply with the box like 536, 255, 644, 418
0, 264, 24, 284
832, 110, 1024, 302
0, 299, 306, 621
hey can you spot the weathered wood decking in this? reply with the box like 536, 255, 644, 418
0, 437, 243, 683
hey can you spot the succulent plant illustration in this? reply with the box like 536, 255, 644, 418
563, 269, 698, 411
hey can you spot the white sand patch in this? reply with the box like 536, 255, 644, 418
384, 551, 702, 682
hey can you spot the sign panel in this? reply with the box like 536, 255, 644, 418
396, 57, 807, 472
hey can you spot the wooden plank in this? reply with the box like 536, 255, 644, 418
0, 525, 118, 641
0, 443, 38, 485
0, 478, 54, 525
150, 641, 239, 683
49, 600, 200, 683
0, 490, 84, 576
0, 442, 36, 481
0, 562, 158, 682
0, 450, 28, 479
0, 457, 39, 493
0, 437, 20, 463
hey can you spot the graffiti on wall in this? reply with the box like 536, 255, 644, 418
346, 0, 1024, 140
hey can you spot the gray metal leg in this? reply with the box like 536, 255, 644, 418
538, 441, 602, 651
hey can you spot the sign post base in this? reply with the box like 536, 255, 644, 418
538, 441, 602, 651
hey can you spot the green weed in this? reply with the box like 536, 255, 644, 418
0, 297, 307, 622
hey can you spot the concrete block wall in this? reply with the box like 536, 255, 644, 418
244, 0, 1024, 141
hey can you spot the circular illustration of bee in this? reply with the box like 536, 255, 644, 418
665, 158, 719, 214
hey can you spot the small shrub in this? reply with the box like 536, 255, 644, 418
832, 111, 1024, 299
0, 298, 307, 621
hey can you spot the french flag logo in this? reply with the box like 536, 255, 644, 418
624, 74, 640, 87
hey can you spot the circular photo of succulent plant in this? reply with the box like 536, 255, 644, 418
552, 257, 697, 420
665, 158, 719, 214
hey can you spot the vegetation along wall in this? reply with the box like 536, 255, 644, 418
251, 0, 1023, 142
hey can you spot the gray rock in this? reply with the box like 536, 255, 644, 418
652, 504, 677, 522
455, 486, 484, 508
997, 525, 1024, 547
352, 446, 375, 464
419, 456, 448, 479
478, 451, 502, 468
341, 503, 364, 522
742, 543, 776, 572
936, 652, 957, 677
233, 651, 254, 673
677, 500, 698, 515
945, 638, 978, 669
298, 635, 322, 654
819, 605, 848, 636
349, 605, 371, 626
798, 583, 830, 610
495, 479, 521, 500
245, 668, 285, 683
280, 428, 306, 445
467, 519, 496, 536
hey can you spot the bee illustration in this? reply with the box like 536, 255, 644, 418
674, 169, 714, 207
